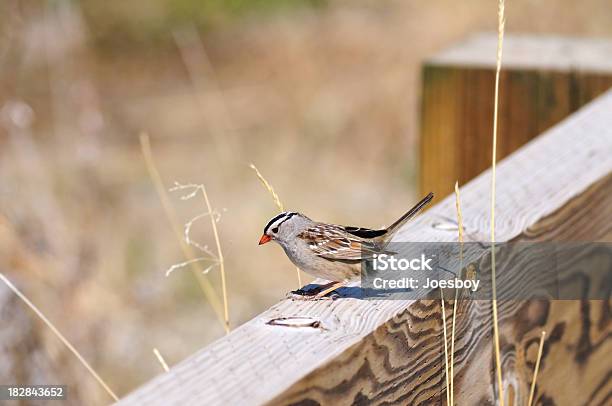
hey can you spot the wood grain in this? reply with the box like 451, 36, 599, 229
274, 176, 611, 406
420, 33, 612, 198
117, 90, 612, 406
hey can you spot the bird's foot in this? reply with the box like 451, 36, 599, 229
286, 281, 344, 301
313, 291, 341, 300
286, 289, 341, 301
290, 287, 319, 297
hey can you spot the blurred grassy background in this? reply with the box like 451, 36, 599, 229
1, 0, 611, 402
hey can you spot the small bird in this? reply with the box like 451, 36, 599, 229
258, 192, 434, 299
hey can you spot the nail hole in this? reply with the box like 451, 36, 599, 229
266, 317, 323, 329
431, 220, 459, 231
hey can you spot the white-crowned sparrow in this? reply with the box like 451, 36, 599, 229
259, 192, 434, 298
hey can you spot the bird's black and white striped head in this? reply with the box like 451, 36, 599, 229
259, 211, 311, 246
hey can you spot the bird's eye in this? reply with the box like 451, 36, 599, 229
272, 227, 279, 233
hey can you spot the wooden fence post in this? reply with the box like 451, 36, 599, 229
420, 33, 612, 197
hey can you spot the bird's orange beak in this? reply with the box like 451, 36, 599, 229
258, 234, 272, 245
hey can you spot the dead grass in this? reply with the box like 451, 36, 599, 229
490, 1, 506, 404
440, 289, 451, 406
0, 273, 119, 402
168, 182, 231, 333
140, 134, 227, 332
449, 181, 464, 406
528, 331, 546, 406
250, 163, 303, 288
153, 348, 170, 372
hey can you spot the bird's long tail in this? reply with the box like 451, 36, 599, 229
385, 192, 434, 238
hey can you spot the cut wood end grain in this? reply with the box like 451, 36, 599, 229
428, 33, 612, 72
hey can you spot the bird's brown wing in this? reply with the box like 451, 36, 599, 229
298, 224, 382, 261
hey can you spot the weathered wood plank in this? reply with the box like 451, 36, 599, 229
420, 33, 612, 198
117, 90, 612, 405
273, 176, 611, 406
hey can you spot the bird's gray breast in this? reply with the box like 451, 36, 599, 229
280, 239, 311, 270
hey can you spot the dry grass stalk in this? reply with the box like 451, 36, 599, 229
490, 1, 506, 404
527, 331, 546, 406
165, 258, 216, 277
250, 164, 285, 212
168, 182, 231, 334
139, 134, 226, 330
440, 288, 451, 406
454, 182, 465, 246
449, 181, 464, 406
0, 273, 119, 402
199, 184, 230, 333
171, 28, 237, 321
250, 163, 303, 288
153, 348, 170, 372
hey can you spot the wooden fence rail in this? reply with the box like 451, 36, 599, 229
117, 87, 612, 405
